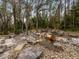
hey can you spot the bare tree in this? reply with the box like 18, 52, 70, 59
72, 0, 75, 30
24, 0, 32, 35
12, 0, 17, 33
2, 0, 7, 34
64, 0, 66, 29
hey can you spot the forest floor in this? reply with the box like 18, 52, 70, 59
0, 30, 79, 59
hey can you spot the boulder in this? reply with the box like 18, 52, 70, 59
21, 37, 26, 40
0, 51, 10, 59
56, 37, 69, 43
53, 42, 62, 47
71, 38, 79, 46
27, 35, 42, 44
53, 42, 64, 52
4, 38, 16, 48
57, 31, 64, 36
8, 43, 26, 59
0, 39, 5, 44
17, 47, 42, 59
0, 45, 7, 53
27, 35, 37, 44
52, 30, 64, 36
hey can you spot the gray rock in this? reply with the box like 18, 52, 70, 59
0, 51, 10, 59
8, 33, 15, 38
26, 35, 38, 44
53, 42, 61, 46
57, 31, 64, 36
56, 37, 69, 43
21, 37, 26, 40
17, 47, 42, 59
0, 45, 7, 53
4, 38, 16, 48
31, 32, 40, 38
0, 39, 5, 44
52, 30, 64, 36
71, 38, 79, 46
0, 37, 5, 44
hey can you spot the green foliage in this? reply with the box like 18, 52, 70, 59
14, 20, 25, 34
29, 16, 49, 29
38, 16, 49, 28
0, 21, 9, 35
61, 15, 72, 29
0, 19, 26, 35
0, 5, 3, 11
28, 17, 36, 29
61, 0, 79, 31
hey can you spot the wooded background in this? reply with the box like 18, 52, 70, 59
0, 0, 79, 35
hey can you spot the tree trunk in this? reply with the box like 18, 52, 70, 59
64, 0, 66, 29
72, 0, 75, 31
13, 0, 17, 33
36, 10, 39, 31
